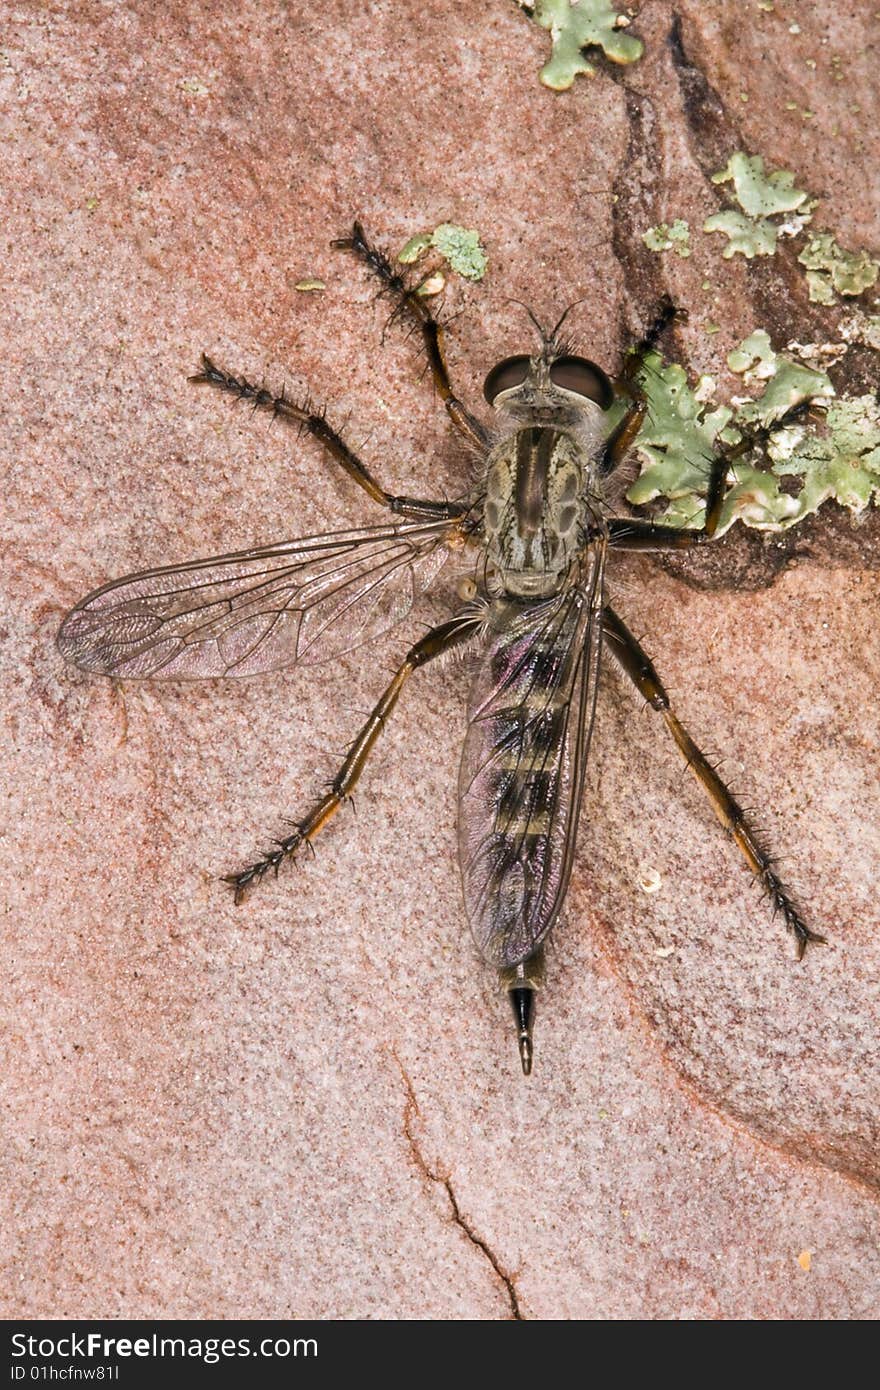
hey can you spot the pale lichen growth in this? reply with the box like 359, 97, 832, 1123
415, 271, 446, 298
798, 232, 880, 303
519, 0, 643, 91
621, 333, 879, 534
840, 314, 880, 352
397, 224, 488, 282
704, 153, 813, 259
784, 338, 848, 370
639, 866, 662, 894
642, 220, 691, 258
178, 76, 211, 97
430, 224, 488, 281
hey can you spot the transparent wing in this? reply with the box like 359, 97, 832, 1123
57, 518, 461, 679
458, 550, 605, 969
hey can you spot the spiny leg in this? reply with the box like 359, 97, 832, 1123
190, 354, 464, 524
332, 221, 489, 453
621, 296, 686, 391
602, 605, 825, 957
607, 398, 824, 543
600, 297, 687, 476
226, 609, 482, 902
607, 439, 727, 544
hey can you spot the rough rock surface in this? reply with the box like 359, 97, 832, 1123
2, 0, 878, 1319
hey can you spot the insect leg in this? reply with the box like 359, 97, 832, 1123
621, 297, 686, 388
608, 520, 713, 549
608, 398, 824, 538
602, 605, 826, 957
226, 609, 483, 902
600, 297, 686, 475
190, 354, 464, 524
332, 221, 489, 453
607, 438, 728, 540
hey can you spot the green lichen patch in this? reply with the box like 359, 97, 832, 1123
429, 224, 488, 281
798, 232, 879, 302
768, 396, 880, 518
704, 152, 813, 259
619, 333, 879, 535
710, 153, 810, 219
642, 220, 691, 258
397, 224, 488, 282
804, 270, 837, 305
726, 330, 834, 420
623, 357, 733, 530
521, 0, 643, 91
726, 330, 777, 382
398, 233, 433, 265
709, 463, 803, 531
703, 210, 778, 259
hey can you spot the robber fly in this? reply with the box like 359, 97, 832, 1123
58, 222, 825, 1074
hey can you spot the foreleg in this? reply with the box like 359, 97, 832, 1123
333, 221, 488, 452
190, 354, 464, 524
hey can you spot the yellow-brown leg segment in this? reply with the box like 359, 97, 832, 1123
600, 297, 686, 476
607, 399, 825, 540
603, 606, 825, 957
190, 354, 465, 523
332, 221, 489, 453
225, 610, 483, 903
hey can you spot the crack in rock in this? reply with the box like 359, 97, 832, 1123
390, 1049, 525, 1320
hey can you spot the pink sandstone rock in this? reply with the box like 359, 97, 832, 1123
2, 0, 878, 1319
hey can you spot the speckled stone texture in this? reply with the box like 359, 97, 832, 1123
2, 1, 878, 1320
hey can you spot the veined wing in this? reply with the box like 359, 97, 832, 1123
458, 549, 605, 969
57, 518, 462, 679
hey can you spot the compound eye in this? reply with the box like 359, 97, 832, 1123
549, 356, 614, 409
483, 355, 530, 405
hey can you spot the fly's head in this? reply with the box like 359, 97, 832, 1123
481, 315, 614, 597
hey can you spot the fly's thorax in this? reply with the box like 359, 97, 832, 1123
483, 423, 599, 597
